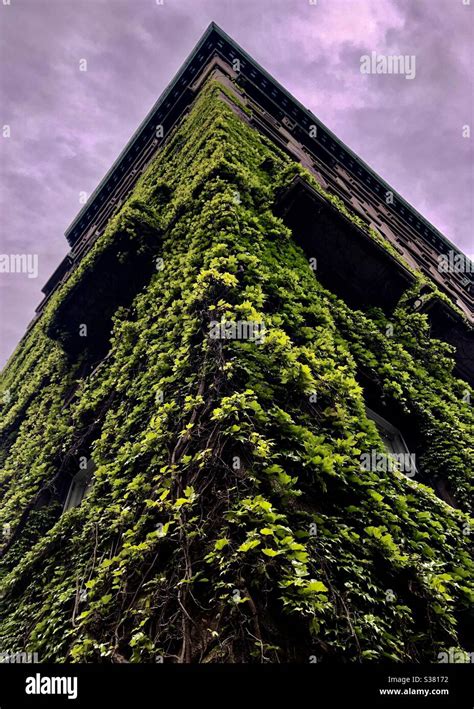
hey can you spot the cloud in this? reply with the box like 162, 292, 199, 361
0, 0, 472, 367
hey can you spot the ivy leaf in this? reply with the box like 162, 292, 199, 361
302, 580, 328, 594
238, 539, 261, 552
215, 538, 229, 550
262, 548, 280, 557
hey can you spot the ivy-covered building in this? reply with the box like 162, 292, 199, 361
0, 23, 472, 663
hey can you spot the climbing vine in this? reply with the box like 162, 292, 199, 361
0, 81, 472, 664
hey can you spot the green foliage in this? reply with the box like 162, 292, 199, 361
0, 81, 472, 664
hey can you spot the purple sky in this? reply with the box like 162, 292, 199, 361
1, 0, 473, 368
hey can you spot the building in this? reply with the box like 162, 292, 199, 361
0, 23, 472, 663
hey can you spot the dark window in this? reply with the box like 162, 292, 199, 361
366, 407, 411, 458
63, 461, 95, 512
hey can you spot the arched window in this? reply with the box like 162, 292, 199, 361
366, 407, 457, 507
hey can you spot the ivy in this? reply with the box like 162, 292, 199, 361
0, 81, 472, 664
